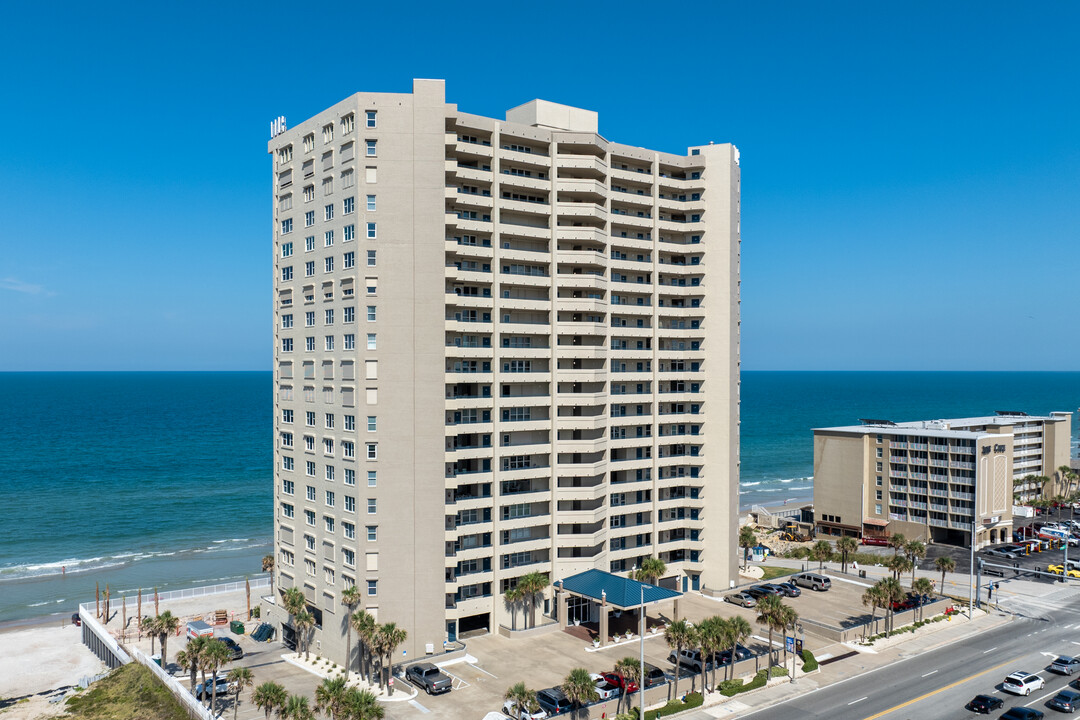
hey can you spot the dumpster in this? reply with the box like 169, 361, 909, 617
151, 653, 162, 667
230, 620, 245, 635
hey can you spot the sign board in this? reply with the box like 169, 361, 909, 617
785, 636, 795, 653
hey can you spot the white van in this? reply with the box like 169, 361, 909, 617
792, 572, 831, 591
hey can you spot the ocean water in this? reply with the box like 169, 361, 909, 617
0, 371, 1077, 623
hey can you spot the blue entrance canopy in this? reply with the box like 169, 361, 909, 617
557, 568, 682, 609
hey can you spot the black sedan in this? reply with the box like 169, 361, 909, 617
219, 637, 244, 660
966, 694, 1004, 713
775, 581, 801, 597
745, 585, 782, 600
1001, 707, 1045, 719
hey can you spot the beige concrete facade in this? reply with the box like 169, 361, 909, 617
813, 411, 1073, 549
268, 80, 740, 665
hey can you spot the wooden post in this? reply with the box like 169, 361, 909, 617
246, 577, 251, 621
154, 587, 159, 616
137, 590, 142, 639
121, 596, 127, 642
96, 582, 100, 618
104, 584, 110, 625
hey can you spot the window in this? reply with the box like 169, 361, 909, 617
325, 465, 335, 481
875, 503, 883, 514
325, 335, 335, 351
282, 503, 294, 518
367, 525, 377, 541
305, 210, 315, 227
343, 441, 355, 458
365, 166, 377, 184
367, 306, 376, 321
344, 468, 355, 485
325, 490, 335, 507
366, 250, 377, 267
365, 111, 377, 128
305, 236, 315, 252
282, 479, 294, 495
304, 533, 316, 551
280, 431, 293, 447
281, 314, 293, 329
367, 416, 377, 432
343, 522, 355, 540
344, 333, 355, 350
281, 338, 293, 352
367, 580, 377, 596
344, 495, 356, 513
325, 256, 334, 273
325, 516, 334, 533
366, 333, 376, 350
325, 567, 335, 585
325, 204, 334, 221
367, 470, 377, 487
303, 184, 315, 202
344, 306, 355, 323
303, 133, 315, 152
366, 194, 376, 212
281, 218, 293, 234
342, 169, 355, 189
306, 411, 316, 427
365, 360, 377, 379
366, 443, 377, 460
323, 438, 334, 455
306, 460, 316, 476
281, 242, 293, 258
305, 509, 316, 526
366, 222, 377, 239
305, 336, 315, 352
282, 409, 294, 423
281, 266, 293, 281
305, 311, 315, 327
323, 124, 334, 143
344, 224, 355, 242
323, 176, 333, 195
325, 309, 334, 325
344, 197, 354, 214
305, 261, 315, 277
365, 140, 377, 157
342, 548, 355, 567
341, 113, 355, 134
325, 230, 334, 247
344, 415, 355, 431
344, 251, 355, 269
366, 278, 377, 296
367, 498, 377, 514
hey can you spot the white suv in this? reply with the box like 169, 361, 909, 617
1002, 671, 1045, 695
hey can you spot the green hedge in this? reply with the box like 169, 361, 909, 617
623, 693, 704, 720
719, 669, 770, 697
801, 649, 818, 672
769, 666, 789, 678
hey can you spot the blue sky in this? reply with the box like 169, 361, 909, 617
1, 1, 1076, 371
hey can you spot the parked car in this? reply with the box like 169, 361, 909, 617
195, 675, 235, 700
774, 582, 801, 597
406, 663, 453, 695
1048, 689, 1080, 712
1003, 671, 1045, 695
1051, 656, 1080, 675
986, 547, 1020, 559
890, 597, 918, 611
1048, 566, 1080, 578
716, 644, 754, 666
600, 672, 638, 693
641, 663, 668, 689
906, 592, 931, 607
724, 591, 757, 607
219, 637, 244, 660
861, 536, 890, 546
589, 674, 621, 701
668, 648, 712, 673
792, 573, 831, 591
501, 699, 548, 719
536, 688, 573, 715
744, 586, 773, 600
70, 613, 81, 627
966, 694, 1004, 713
1001, 708, 1045, 720
759, 583, 791, 596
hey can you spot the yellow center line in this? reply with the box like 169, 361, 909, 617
862, 655, 1021, 720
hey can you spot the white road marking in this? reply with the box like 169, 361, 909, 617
1025, 688, 1057, 707
982, 647, 998, 654
921, 670, 938, 677
815, 653, 834, 661
409, 700, 430, 713
470, 663, 498, 679
848, 696, 868, 705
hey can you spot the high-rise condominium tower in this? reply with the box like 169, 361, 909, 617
267, 79, 740, 661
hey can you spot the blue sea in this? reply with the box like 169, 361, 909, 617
0, 371, 1078, 623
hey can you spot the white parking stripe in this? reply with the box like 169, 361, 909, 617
409, 700, 431, 713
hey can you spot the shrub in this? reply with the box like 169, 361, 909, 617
801, 649, 818, 672
720, 669, 769, 696
770, 666, 789, 678
683, 692, 703, 709
252, 606, 261, 618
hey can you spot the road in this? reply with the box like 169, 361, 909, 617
688, 590, 1080, 720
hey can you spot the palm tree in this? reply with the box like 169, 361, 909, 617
375, 622, 407, 696
836, 536, 858, 574
252, 682, 287, 720
178, 636, 208, 692
934, 556, 956, 593
142, 615, 160, 656
663, 619, 693, 699
228, 666, 254, 720
613, 657, 640, 714
810, 540, 832, 572
295, 610, 315, 661
724, 616, 752, 682
696, 617, 722, 694
776, 604, 799, 673
912, 577, 934, 623
561, 667, 599, 715
888, 533, 907, 556
682, 624, 703, 693
739, 525, 757, 567
341, 688, 383, 720
504, 682, 539, 719
156, 611, 180, 668
204, 638, 233, 715
755, 594, 784, 669
341, 586, 362, 678
283, 694, 315, 720
350, 610, 376, 683
880, 577, 905, 635
861, 584, 884, 639
504, 585, 523, 631
315, 676, 348, 720
886, 554, 912, 581
518, 572, 549, 629
904, 540, 926, 586
283, 586, 307, 619
263, 554, 275, 587
634, 557, 667, 585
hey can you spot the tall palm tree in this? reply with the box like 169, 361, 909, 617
518, 572, 549, 629
295, 611, 315, 661
350, 610, 377, 683
156, 611, 180, 668
634, 557, 667, 585
341, 688, 383, 720
755, 594, 785, 669
252, 682, 287, 720
886, 554, 912, 581
315, 676, 348, 720
283, 694, 315, 720
504, 682, 539, 719
810, 540, 832, 572
263, 554, 275, 587
178, 636, 208, 692
283, 586, 307, 619
341, 586, 362, 678
228, 666, 254, 720
682, 624, 703, 693
880, 577, 905, 635
934, 556, 956, 592
560, 667, 599, 715
776, 604, 799, 672
888, 533, 907, 556
504, 585, 523, 631
836, 536, 858, 573
861, 584, 884, 639
204, 638, 233, 715
912, 577, 934, 623
739, 526, 757, 567
663, 619, 693, 699
696, 617, 722, 694
613, 657, 640, 714
142, 615, 160, 656
725, 616, 752, 682
904, 540, 926, 586
375, 622, 407, 696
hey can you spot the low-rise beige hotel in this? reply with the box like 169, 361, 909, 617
264, 80, 741, 662
814, 411, 1073, 548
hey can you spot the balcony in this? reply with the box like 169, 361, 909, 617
556, 155, 607, 176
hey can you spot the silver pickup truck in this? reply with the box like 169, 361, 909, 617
406, 662, 452, 695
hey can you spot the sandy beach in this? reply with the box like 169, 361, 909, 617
0, 622, 106, 719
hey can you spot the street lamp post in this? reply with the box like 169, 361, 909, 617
969, 519, 976, 620
639, 582, 645, 720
